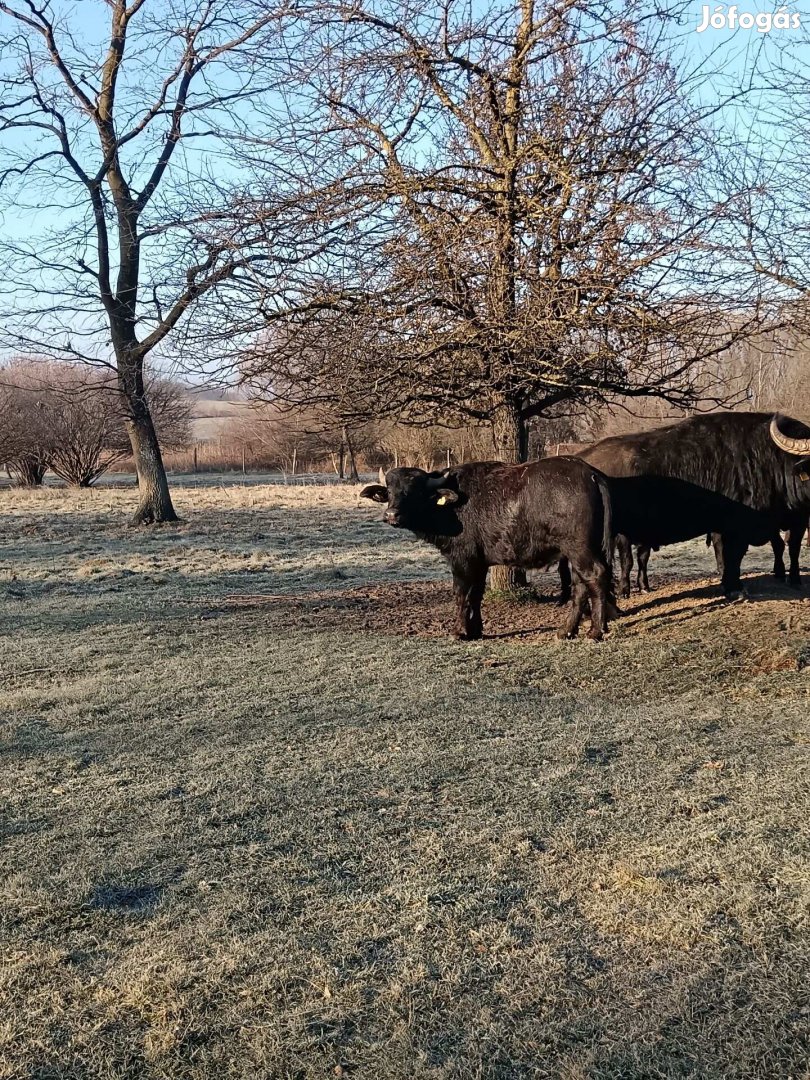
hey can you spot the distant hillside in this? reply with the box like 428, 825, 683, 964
184, 384, 249, 403
188, 396, 253, 443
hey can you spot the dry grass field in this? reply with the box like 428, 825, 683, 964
0, 478, 808, 1080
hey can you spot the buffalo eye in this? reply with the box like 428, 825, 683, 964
360, 484, 388, 503
435, 488, 459, 506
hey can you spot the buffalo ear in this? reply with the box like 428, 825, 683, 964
794, 459, 810, 482
360, 484, 388, 503
435, 487, 459, 506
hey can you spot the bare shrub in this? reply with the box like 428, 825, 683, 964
0, 360, 191, 487
0, 361, 55, 486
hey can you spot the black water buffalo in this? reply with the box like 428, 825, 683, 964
360, 458, 616, 641
563, 412, 810, 597
588, 520, 808, 602
710, 513, 810, 589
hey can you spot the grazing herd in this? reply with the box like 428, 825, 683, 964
362, 411, 810, 641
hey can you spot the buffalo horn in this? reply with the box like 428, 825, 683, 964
770, 415, 810, 456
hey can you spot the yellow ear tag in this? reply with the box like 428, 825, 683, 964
436, 495, 448, 506
800, 472, 810, 482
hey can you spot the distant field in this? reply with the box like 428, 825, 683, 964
1, 471, 367, 490
188, 397, 252, 442
0, 480, 808, 1079
109, 471, 366, 487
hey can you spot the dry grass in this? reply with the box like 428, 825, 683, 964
1, 477, 808, 1079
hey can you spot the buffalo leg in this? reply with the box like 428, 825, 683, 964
558, 557, 572, 604
616, 534, 633, 599
715, 533, 748, 597
559, 562, 611, 641
583, 561, 611, 640
557, 574, 589, 639
636, 545, 652, 592
787, 529, 803, 589
452, 567, 486, 641
771, 532, 787, 581
711, 532, 723, 577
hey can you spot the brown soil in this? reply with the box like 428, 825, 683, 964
217, 569, 810, 667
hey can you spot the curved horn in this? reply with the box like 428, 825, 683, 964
770, 415, 810, 456
378, 466, 386, 485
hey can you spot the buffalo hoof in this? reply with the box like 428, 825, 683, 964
455, 628, 483, 642
586, 628, 604, 642
774, 570, 787, 582
723, 588, 748, 602
557, 627, 578, 640
558, 593, 572, 606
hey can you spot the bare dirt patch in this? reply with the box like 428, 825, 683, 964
216, 571, 810, 688
218, 573, 807, 640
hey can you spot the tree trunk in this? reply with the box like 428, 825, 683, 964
112, 293, 177, 522
489, 402, 529, 591
493, 401, 529, 463
344, 427, 360, 482
12, 456, 47, 487
123, 387, 178, 525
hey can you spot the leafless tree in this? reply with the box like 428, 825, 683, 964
0, 0, 303, 521
239, 0, 766, 585
245, 311, 392, 480
46, 369, 191, 487
246, 0, 762, 465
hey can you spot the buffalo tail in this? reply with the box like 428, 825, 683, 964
596, 473, 614, 564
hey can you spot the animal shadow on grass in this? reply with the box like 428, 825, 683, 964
633, 573, 804, 612
623, 573, 806, 629
483, 622, 561, 642
87, 880, 166, 915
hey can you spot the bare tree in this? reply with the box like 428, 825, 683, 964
46, 369, 191, 488
0, 0, 290, 521
248, 0, 761, 460
245, 312, 389, 480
